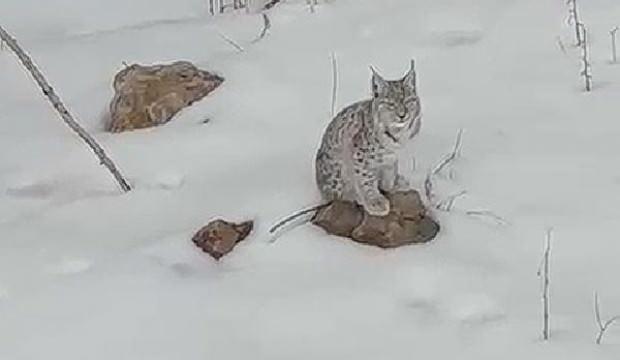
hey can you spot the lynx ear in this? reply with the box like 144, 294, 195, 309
370, 66, 387, 98
403, 59, 416, 90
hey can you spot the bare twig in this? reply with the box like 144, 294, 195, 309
432, 129, 464, 176
566, 0, 583, 46
209, 0, 216, 15
264, 0, 284, 10
269, 203, 330, 236
251, 13, 271, 43
537, 228, 553, 341
330, 52, 338, 118
423, 130, 507, 223
423, 129, 464, 206
0, 25, 131, 192
579, 23, 592, 92
436, 190, 467, 212
556, 36, 567, 55
465, 210, 508, 225
216, 30, 245, 52
594, 292, 620, 345
307, 0, 318, 13
423, 173, 435, 204
610, 27, 619, 63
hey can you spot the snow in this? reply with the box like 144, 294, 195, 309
1, 0, 620, 359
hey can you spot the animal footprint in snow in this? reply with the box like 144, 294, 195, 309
48, 258, 93, 275
153, 172, 185, 190
6, 180, 54, 198
447, 293, 505, 325
134, 172, 185, 190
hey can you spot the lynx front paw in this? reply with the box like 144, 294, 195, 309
364, 195, 391, 217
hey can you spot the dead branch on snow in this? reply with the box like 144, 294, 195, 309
330, 52, 338, 118
0, 25, 131, 192
252, 13, 271, 43
537, 228, 553, 341
216, 30, 245, 52
594, 292, 620, 345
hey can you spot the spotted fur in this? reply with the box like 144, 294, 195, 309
315, 61, 421, 216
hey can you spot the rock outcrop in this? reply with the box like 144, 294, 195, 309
312, 190, 439, 248
107, 61, 223, 132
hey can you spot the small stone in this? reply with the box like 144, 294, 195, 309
192, 220, 253, 260
312, 190, 439, 248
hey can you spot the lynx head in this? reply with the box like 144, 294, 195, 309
370, 60, 421, 146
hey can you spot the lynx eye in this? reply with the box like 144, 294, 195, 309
383, 102, 396, 110
405, 97, 418, 106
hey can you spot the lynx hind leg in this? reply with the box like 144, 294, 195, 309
316, 153, 345, 201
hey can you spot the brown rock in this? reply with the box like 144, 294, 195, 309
192, 219, 253, 260
312, 190, 439, 248
107, 61, 223, 132
312, 201, 363, 237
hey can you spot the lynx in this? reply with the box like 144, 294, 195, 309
315, 61, 421, 216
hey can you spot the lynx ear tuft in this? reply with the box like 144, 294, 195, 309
403, 60, 416, 90
370, 66, 387, 98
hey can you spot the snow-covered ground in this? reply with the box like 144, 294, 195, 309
2, 0, 620, 359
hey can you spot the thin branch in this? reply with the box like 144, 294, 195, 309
595, 292, 620, 345
610, 27, 619, 63
216, 30, 245, 52
567, 0, 583, 46
424, 129, 464, 206
307, 0, 317, 13
252, 13, 271, 43
0, 25, 131, 192
579, 23, 592, 92
269, 203, 329, 235
432, 129, 464, 176
423, 172, 435, 204
537, 228, 553, 341
263, 0, 283, 10
436, 190, 467, 212
465, 210, 509, 226
556, 36, 567, 55
330, 52, 338, 118
595, 292, 603, 332
209, 0, 216, 15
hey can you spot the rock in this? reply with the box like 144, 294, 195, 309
312, 190, 439, 248
312, 201, 363, 237
192, 220, 253, 260
107, 61, 223, 132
